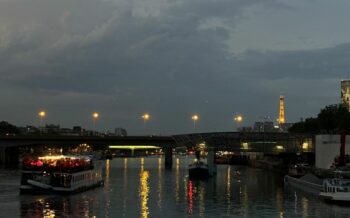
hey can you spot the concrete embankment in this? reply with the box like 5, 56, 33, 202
248, 158, 288, 174
247, 153, 315, 174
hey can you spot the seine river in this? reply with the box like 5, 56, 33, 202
1, 156, 350, 217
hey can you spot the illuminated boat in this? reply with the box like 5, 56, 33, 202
20, 155, 104, 194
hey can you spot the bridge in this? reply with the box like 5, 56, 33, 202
0, 135, 175, 166
173, 132, 314, 153
0, 135, 175, 147
0, 132, 314, 167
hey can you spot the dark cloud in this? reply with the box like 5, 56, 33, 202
236, 44, 350, 80
0, 0, 348, 134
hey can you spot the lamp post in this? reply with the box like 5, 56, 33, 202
38, 111, 46, 134
92, 112, 99, 134
234, 115, 243, 131
191, 114, 199, 130
141, 113, 150, 135
142, 113, 150, 125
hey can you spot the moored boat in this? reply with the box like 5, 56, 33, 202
188, 161, 209, 179
284, 173, 324, 195
319, 171, 350, 203
20, 155, 104, 194
188, 150, 210, 179
287, 163, 310, 178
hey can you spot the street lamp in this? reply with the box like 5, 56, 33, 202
234, 115, 243, 131
38, 111, 46, 133
234, 115, 243, 123
92, 112, 99, 133
192, 114, 199, 130
38, 111, 46, 126
142, 113, 150, 125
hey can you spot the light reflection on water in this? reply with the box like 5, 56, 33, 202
0, 156, 350, 217
139, 170, 149, 218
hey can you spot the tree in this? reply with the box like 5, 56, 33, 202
289, 104, 350, 134
0, 121, 20, 135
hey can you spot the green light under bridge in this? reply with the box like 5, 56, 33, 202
109, 145, 161, 150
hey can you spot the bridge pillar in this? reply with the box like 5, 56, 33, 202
207, 147, 217, 176
0, 146, 19, 165
0, 146, 5, 164
164, 146, 173, 169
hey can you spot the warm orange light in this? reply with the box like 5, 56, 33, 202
142, 113, 150, 120
234, 115, 243, 122
191, 115, 199, 121
38, 111, 46, 117
92, 112, 99, 119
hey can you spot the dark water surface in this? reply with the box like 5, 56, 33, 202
1, 156, 350, 217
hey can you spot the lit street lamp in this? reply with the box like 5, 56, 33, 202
38, 111, 46, 126
142, 113, 150, 125
192, 114, 199, 130
92, 112, 99, 132
234, 115, 243, 131
38, 111, 46, 133
234, 115, 243, 123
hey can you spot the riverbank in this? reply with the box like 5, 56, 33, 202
248, 157, 288, 174
247, 152, 315, 174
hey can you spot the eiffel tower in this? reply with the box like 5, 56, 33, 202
279, 95, 285, 125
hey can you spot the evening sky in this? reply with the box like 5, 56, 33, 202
0, 0, 349, 134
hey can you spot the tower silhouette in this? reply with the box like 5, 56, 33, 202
279, 95, 285, 125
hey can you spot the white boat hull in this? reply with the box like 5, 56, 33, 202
284, 175, 323, 195
319, 192, 350, 202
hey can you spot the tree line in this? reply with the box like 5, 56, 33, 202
289, 104, 350, 134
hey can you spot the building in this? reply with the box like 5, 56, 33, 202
315, 135, 350, 169
280, 123, 294, 132
341, 80, 350, 111
73, 126, 83, 133
253, 121, 276, 132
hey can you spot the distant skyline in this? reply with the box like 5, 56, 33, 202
1, 0, 350, 134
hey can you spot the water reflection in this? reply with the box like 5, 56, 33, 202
105, 159, 110, 179
123, 158, 128, 216
9, 157, 350, 218
198, 183, 205, 218
175, 158, 180, 203
302, 197, 309, 218
226, 166, 231, 201
20, 195, 96, 218
104, 159, 111, 217
187, 180, 193, 215
157, 157, 162, 209
138, 157, 150, 218
139, 169, 150, 218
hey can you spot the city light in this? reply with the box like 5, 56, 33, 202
234, 115, 243, 123
142, 113, 150, 125
191, 114, 199, 130
38, 110, 46, 133
302, 142, 309, 150
92, 112, 99, 132
92, 112, 99, 119
38, 111, 46, 118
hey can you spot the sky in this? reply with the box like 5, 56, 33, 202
1, 0, 350, 135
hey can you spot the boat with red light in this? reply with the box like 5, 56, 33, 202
20, 155, 104, 194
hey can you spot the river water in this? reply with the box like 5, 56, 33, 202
0, 156, 350, 218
